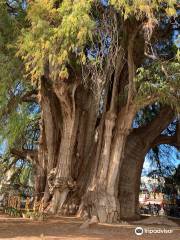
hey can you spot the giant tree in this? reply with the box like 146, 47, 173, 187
16, 0, 180, 222
0, 0, 179, 223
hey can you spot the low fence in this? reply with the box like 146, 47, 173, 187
3, 195, 45, 220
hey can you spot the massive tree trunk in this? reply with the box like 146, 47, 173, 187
40, 78, 61, 203
83, 112, 118, 223
50, 81, 78, 213
80, 41, 140, 222
58, 88, 100, 216
119, 107, 174, 219
119, 132, 148, 220
82, 106, 136, 223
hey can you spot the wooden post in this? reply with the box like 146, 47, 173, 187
17, 196, 21, 210
25, 197, 30, 211
13, 196, 16, 208
39, 198, 44, 213
33, 197, 38, 212
8, 196, 11, 208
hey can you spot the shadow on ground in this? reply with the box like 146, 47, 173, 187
0, 213, 179, 240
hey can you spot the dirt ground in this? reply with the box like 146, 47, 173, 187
0, 212, 179, 240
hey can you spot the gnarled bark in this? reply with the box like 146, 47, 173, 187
50, 81, 78, 213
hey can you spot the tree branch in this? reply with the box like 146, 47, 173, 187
0, 89, 38, 119
133, 106, 175, 149
126, 24, 142, 107
21, 89, 38, 103
10, 148, 38, 163
151, 135, 177, 148
138, 106, 174, 136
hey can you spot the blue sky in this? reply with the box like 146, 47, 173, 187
142, 145, 180, 176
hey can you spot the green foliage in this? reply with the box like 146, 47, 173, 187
0, 156, 33, 197
110, 0, 177, 20
163, 164, 180, 194
0, 2, 38, 152
0, 3, 23, 110
18, 0, 94, 82
0, 104, 33, 149
5, 207, 22, 217
19, 166, 31, 186
135, 54, 180, 112
135, 104, 160, 127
